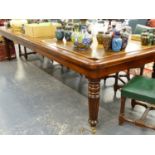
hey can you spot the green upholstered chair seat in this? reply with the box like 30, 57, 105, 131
122, 76, 155, 104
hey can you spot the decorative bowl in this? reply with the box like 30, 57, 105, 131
71, 32, 92, 50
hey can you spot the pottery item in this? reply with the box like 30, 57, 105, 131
149, 33, 154, 45
152, 32, 155, 45
121, 36, 128, 49
97, 31, 104, 44
112, 25, 116, 33
112, 31, 123, 52
4, 21, 10, 28
80, 24, 87, 32
71, 31, 92, 50
21, 24, 25, 34
80, 19, 87, 25
141, 31, 149, 46
102, 32, 112, 51
55, 26, 64, 41
121, 28, 129, 49
64, 26, 72, 41
73, 23, 80, 32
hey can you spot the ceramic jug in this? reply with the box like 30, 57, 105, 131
97, 31, 104, 44
152, 32, 155, 45
102, 32, 112, 51
112, 31, 122, 52
71, 31, 92, 50
56, 26, 64, 41
64, 26, 72, 41
141, 31, 149, 46
121, 28, 129, 50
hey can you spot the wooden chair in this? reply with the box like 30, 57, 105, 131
18, 44, 36, 60
104, 66, 144, 92
119, 76, 155, 130
0, 38, 16, 60
18, 44, 56, 69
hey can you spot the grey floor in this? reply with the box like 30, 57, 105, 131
0, 46, 155, 135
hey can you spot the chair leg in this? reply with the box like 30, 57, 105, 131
104, 77, 107, 84
126, 69, 130, 81
61, 64, 64, 73
114, 72, 119, 92
140, 65, 144, 76
119, 96, 126, 125
18, 44, 22, 57
24, 46, 28, 60
152, 62, 155, 78
51, 60, 54, 64
131, 99, 136, 109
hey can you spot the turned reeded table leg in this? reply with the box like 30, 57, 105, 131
88, 78, 100, 127
152, 62, 155, 78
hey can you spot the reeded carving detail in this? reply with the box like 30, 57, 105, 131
88, 80, 100, 99
88, 120, 98, 126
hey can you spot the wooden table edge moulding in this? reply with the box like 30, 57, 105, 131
1, 27, 155, 129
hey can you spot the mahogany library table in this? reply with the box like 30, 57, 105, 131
0, 27, 155, 128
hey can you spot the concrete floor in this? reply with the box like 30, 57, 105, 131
0, 46, 155, 134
